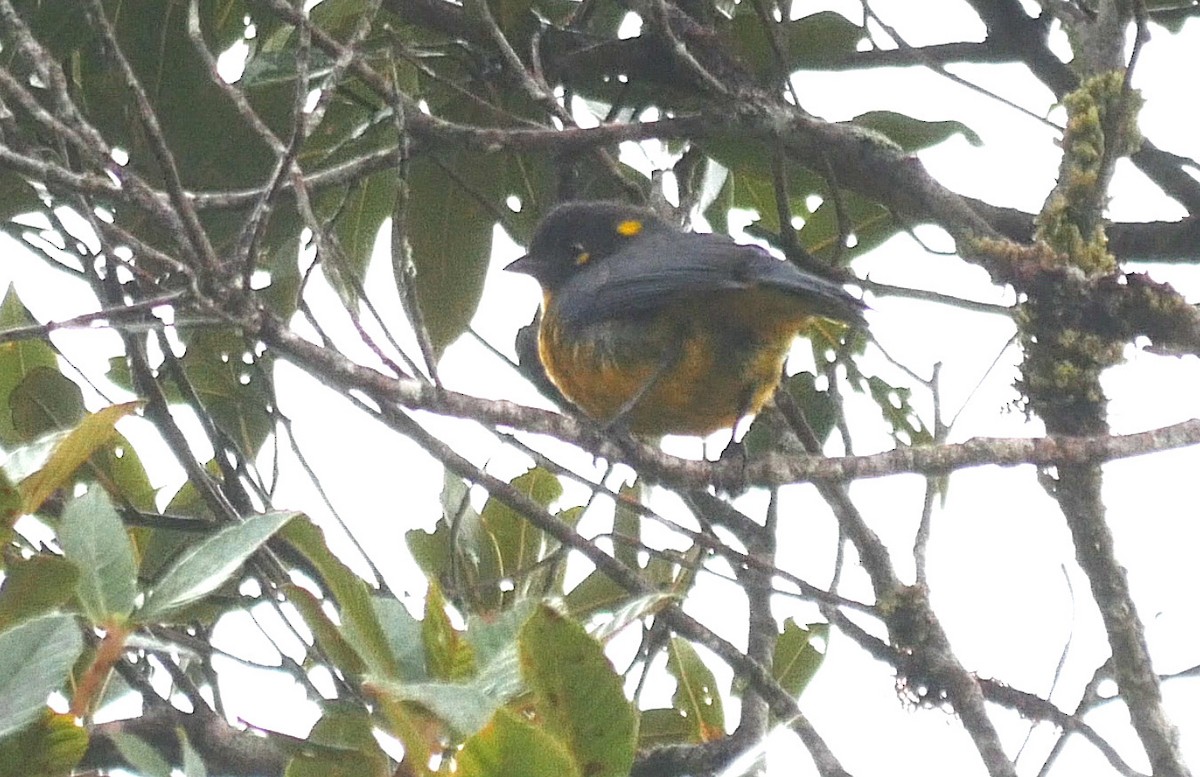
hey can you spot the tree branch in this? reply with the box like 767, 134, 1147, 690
81, 708, 293, 777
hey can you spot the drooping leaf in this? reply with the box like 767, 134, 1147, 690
0, 613, 84, 739
457, 707, 581, 777
285, 706, 390, 777
403, 157, 496, 356
851, 111, 982, 152
322, 171, 397, 306
372, 597, 427, 681
9, 367, 84, 442
0, 556, 79, 631
474, 467, 563, 611
16, 402, 140, 515
665, 637, 725, 742
0, 286, 58, 447
636, 707, 695, 749
180, 328, 274, 458
367, 678, 498, 737
730, 10, 865, 79
178, 726, 207, 777
108, 732, 173, 777
773, 620, 826, 700
138, 511, 298, 622
423, 581, 476, 681
281, 519, 399, 678
59, 489, 139, 626
283, 584, 366, 677
0, 711, 88, 777
519, 605, 637, 777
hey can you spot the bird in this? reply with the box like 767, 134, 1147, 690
506, 201, 866, 437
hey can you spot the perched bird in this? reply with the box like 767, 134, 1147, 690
506, 201, 866, 436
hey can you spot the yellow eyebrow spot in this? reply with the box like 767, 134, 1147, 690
616, 219, 643, 237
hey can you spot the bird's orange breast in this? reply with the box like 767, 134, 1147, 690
538, 287, 813, 436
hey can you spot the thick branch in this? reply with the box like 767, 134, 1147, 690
82, 708, 292, 777
256, 312, 1200, 487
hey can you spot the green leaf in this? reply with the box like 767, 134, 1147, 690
178, 727, 207, 777
0, 170, 41, 224
285, 707, 390, 777
0, 556, 79, 631
138, 511, 298, 621
324, 171, 397, 306
744, 371, 836, 456
797, 190, 894, 263
280, 519, 399, 678
773, 620, 826, 700
109, 732, 173, 777
406, 471, 461, 582
0, 711, 88, 777
372, 597, 427, 681
665, 638, 725, 742
423, 582, 476, 680
466, 599, 537, 669
475, 468, 563, 610
730, 10, 864, 79
284, 584, 366, 677
563, 568, 632, 616
863, 375, 932, 445
698, 144, 824, 234
16, 402, 140, 515
180, 329, 274, 458
612, 483, 642, 570
404, 157, 496, 355
0, 470, 17, 534
0, 613, 84, 739
780, 11, 866, 68
457, 707, 581, 777
485, 0, 535, 35
850, 111, 982, 152
405, 521, 452, 586
90, 431, 157, 511
242, 48, 337, 87
0, 285, 58, 446
519, 605, 637, 777
259, 229, 305, 321
472, 637, 524, 707
637, 707, 694, 749
367, 679, 498, 736
589, 591, 679, 644
1147, 1, 1199, 32
56, 1, 284, 194
9, 367, 84, 442
59, 489, 139, 625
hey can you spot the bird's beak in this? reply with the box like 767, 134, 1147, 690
504, 253, 537, 275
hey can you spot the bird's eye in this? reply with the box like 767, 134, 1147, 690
570, 242, 590, 265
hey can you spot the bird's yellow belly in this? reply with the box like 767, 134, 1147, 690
539, 315, 799, 436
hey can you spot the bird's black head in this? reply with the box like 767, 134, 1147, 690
505, 201, 669, 289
